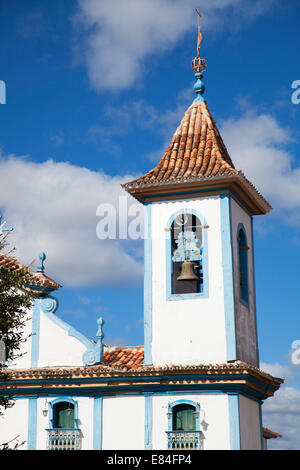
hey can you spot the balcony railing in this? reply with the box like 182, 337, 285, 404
166, 431, 203, 450
46, 428, 81, 450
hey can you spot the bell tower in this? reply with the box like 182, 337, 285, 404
123, 17, 271, 368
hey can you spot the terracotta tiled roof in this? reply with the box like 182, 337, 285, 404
262, 427, 282, 439
123, 100, 237, 189
103, 345, 144, 370
122, 99, 271, 215
0, 252, 61, 291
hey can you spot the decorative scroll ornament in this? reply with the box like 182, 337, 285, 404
172, 231, 201, 262
40, 295, 59, 314
82, 349, 98, 366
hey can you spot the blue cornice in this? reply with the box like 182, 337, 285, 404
142, 185, 259, 216
0, 372, 279, 401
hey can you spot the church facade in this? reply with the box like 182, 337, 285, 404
0, 35, 282, 451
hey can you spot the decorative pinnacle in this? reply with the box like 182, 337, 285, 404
96, 317, 104, 364
192, 8, 206, 101
96, 317, 104, 341
37, 252, 46, 273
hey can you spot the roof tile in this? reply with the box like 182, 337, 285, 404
123, 100, 237, 190
0, 252, 61, 291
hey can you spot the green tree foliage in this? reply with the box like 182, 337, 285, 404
0, 242, 34, 416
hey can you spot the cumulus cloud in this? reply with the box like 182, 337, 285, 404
0, 153, 143, 288
262, 386, 300, 450
73, 0, 276, 92
220, 108, 300, 223
260, 362, 295, 383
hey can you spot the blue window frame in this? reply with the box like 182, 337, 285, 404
237, 225, 249, 305
166, 399, 204, 450
48, 397, 79, 429
46, 398, 81, 450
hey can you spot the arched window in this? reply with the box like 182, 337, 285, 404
166, 400, 204, 450
47, 398, 81, 450
238, 226, 249, 304
172, 404, 196, 432
53, 401, 75, 429
170, 212, 203, 295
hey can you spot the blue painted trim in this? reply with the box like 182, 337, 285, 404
11, 389, 262, 403
2, 385, 269, 402
41, 299, 93, 350
144, 203, 152, 365
93, 396, 103, 450
145, 394, 152, 450
251, 217, 260, 367
0, 372, 276, 396
0, 372, 275, 391
48, 397, 79, 428
228, 392, 241, 450
27, 397, 37, 450
237, 223, 249, 306
142, 186, 261, 216
40, 295, 96, 365
31, 299, 41, 368
220, 194, 237, 361
24, 284, 55, 292
165, 208, 209, 301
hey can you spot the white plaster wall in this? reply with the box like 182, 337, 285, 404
8, 306, 33, 369
151, 196, 227, 365
152, 394, 231, 450
38, 308, 87, 367
36, 397, 50, 450
0, 398, 28, 449
230, 198, 258, 366
102, 396, 144, 450
239, 395, 261, 450
77, 397, 94, 450
6, 302, 90, 369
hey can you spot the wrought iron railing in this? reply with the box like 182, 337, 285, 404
166, 431, 203, 450
46, 428, 81, 450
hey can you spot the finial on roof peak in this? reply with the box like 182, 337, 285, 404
37, 252, 46, 273
191, 8, 206, 102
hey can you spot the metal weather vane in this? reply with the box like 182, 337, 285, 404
191, 8, 207, 74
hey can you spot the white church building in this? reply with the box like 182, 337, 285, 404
0, 33, 282, 451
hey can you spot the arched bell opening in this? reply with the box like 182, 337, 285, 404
171, 212, 203, 295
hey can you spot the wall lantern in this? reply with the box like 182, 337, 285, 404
42, 399, 48, 417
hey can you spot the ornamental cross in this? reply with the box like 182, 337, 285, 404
0, 215, 13, 235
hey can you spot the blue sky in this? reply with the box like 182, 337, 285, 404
0, 0, 300, 449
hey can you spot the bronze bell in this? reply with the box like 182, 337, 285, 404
177, 261, 199, 281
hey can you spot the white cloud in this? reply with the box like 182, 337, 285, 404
0, 153, 143, 288
262, 386, 300, 450
220, 108, 300, 221
260, 362, 295, 383
73, 0, 276, 92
